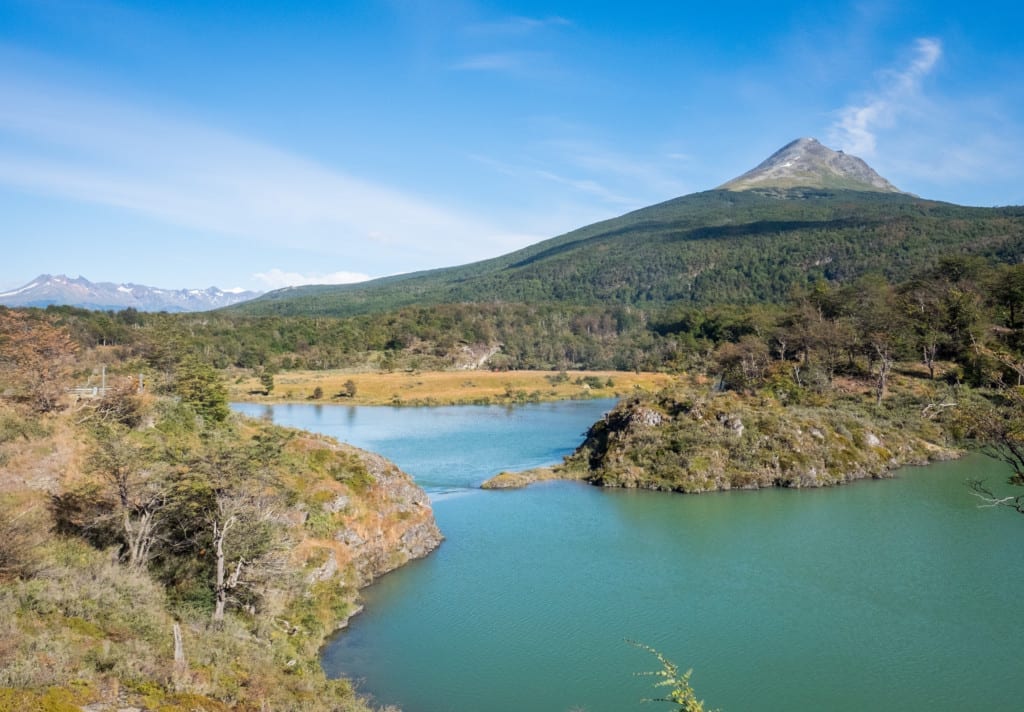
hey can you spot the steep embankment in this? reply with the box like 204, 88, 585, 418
294, 434, 442, 589
0, 393, 441, 712
561, 381, 959, 492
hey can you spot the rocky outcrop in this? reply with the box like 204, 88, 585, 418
340, 449, 443, 585
453, 343, 503, 370
295, 438, 442, 593
563, 388, 960, 493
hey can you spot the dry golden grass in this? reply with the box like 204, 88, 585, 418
228, 369, 674, 406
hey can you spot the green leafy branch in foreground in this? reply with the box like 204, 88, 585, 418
629, 640, 720, 712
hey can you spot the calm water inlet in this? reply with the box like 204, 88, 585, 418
234, 401, 1024, 712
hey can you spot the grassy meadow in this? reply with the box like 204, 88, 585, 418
228, 369, 675, 406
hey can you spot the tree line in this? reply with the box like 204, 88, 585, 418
9, 255, 1022, 387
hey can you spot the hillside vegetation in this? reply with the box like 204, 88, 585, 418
231, 189, 1024, 317
0, 311, 441, 711
556, 256, 1024, 494
28, 187, 1020, 382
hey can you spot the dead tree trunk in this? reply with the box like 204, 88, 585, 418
172, 622, 188, 690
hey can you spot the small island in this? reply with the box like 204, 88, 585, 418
481, 466, 564, 489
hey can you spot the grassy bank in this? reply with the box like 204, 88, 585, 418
228, 369, 674, 406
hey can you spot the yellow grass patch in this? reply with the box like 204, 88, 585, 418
228, 369, 674, 406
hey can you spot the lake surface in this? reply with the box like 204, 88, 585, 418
234, 401, 1024, 712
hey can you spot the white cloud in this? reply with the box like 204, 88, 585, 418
451, 14, 570, 74
821, 37, 1024, 203
252, 268, 372, 290
829, 38, 942, 156
0, 70, 505, 268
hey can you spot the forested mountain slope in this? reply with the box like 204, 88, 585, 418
235, 190, 1023, 317
231, 139, 1024, 318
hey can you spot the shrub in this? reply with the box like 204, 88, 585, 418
0, 409, 49, 445
0, 499, 45, 582
173, 358, 229, 424
93, 378, 146, 428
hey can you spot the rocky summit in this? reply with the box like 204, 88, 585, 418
718, 137, 905, 193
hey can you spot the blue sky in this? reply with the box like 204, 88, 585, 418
1, 1, 1022, 292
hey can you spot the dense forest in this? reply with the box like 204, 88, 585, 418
548, 255, 1024, 497
27, 255, 1024, 383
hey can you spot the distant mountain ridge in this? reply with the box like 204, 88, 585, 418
718, 137, 905, 193
0, 274, 261, 312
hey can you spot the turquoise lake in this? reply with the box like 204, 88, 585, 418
233, 401, 1024, 712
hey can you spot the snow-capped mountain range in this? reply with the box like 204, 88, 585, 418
0, 274, 262, 312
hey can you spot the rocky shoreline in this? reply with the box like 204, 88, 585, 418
298, 440, 444, 628
483, 386, 962, 493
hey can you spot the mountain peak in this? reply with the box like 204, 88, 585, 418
0, 274, 262, 312
718, 138, 905, 194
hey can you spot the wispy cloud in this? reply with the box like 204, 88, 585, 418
829, 37, 942, 156
464, 16, 572, 36
488, 133, 690, 204
451, 51, 543, 72
471, 135, 690, 213
252, 268, 371, 290
822, 36, 1024, 203
451, 13, 571, 75
545, 139, 690, 197
0, 71, 505, 269
534, 169, 633, 205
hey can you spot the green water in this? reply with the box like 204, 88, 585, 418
235, 402, 1024, 712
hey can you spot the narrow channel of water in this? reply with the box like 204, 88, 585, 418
235, 401, 1024, 712
233, 399, 614, 493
